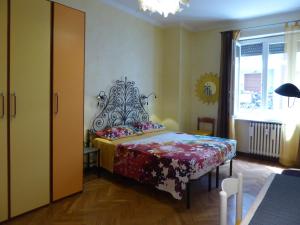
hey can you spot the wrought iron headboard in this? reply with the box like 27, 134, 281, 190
92, 77, 154, 131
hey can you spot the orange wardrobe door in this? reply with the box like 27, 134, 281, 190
52, 3, 85, 201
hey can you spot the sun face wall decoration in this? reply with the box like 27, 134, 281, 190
195, 72, 219, 104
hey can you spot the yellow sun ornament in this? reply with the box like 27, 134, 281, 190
195, 73, 219, 104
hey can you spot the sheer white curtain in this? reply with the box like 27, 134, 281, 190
279, 22, 300, 167
229, 31, 240, 139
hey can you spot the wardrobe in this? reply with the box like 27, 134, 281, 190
0, 0, 84, 221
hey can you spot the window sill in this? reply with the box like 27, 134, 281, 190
233, 114, 283, 124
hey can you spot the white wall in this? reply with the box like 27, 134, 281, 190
190, 30, 221, 131
161, 27, 180, 131
234, 120, 250, 152
179, 28, 193, 132
160, 27, 193, 132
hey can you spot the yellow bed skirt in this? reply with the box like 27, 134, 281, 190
92, 131, 168, 173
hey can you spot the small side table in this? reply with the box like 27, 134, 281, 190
84, 147, 101, 177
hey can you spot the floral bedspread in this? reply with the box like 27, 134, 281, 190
113, 132, 236, 199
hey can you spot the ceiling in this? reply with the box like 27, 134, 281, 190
100, 0, 300, 31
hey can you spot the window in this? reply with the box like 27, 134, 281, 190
234, 35, 287, 119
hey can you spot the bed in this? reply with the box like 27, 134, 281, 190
91, 77, 237, 208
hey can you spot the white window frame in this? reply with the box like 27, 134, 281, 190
235, 35, 285, 117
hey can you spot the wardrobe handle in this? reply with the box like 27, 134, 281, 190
54, 93, 59, 114
0, 93, 4, 118
11, 93, 16, 118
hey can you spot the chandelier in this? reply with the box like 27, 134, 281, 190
139, 0, 189, 18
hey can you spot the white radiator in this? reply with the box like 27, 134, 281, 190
249, 121, 282, 158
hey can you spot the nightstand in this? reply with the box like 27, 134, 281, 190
84, 147, 101, 177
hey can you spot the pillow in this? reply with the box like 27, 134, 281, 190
95, 126, 136, 140
132, 121, 165, 133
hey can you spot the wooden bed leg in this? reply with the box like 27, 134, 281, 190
208, 171, 212, 192
216, 166, 219, 188
97, 167, 101, 177
230, 160, 233, 177
186, 182, 190, 209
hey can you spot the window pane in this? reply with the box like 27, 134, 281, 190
296, 41, 300, 85
239, 48, 263, 112
267, 44, 286, 110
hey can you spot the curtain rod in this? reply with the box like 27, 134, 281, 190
221, 19, 300, 33
242, 19, 299, 30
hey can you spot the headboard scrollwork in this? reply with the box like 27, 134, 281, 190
92, 77, 154, 131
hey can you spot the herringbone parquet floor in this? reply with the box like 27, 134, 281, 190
3, 157, 284, 225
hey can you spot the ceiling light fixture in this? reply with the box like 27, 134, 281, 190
139, 0, 189, 18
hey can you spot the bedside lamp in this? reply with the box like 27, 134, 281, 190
275, 83, 300, 98
140, 92, 157, 105
275, 83, 300, 107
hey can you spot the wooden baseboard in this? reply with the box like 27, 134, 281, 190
237, 151, 279, 163
51, 190, 83, 203
3, 203, 50, 224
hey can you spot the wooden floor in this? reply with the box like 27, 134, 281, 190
3, 157, 284, 225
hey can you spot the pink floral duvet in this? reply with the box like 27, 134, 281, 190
113, 132, 236, 199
